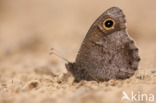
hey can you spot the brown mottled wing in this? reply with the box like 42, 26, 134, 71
78, 31, 140, 81
65, 7, 140, 81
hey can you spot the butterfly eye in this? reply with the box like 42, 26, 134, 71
103, 18, 115, 30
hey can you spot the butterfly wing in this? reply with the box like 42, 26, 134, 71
78, 31, 140, 81
66, 7, 140, 81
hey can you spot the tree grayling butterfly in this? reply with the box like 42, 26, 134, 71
51, 7, 140, 82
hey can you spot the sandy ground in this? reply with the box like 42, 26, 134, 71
0, 0, 156, 103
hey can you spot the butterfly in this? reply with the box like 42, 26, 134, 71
65, 7, 140, 82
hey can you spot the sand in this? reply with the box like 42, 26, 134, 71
0, 0, 156, 103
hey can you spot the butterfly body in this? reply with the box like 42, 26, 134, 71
65, 7, 140, 82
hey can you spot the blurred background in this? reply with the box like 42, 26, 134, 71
0, 0, 156, 67
0, 0, 156, 103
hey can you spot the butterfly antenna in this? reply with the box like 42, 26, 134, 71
49, 48, 69, 63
